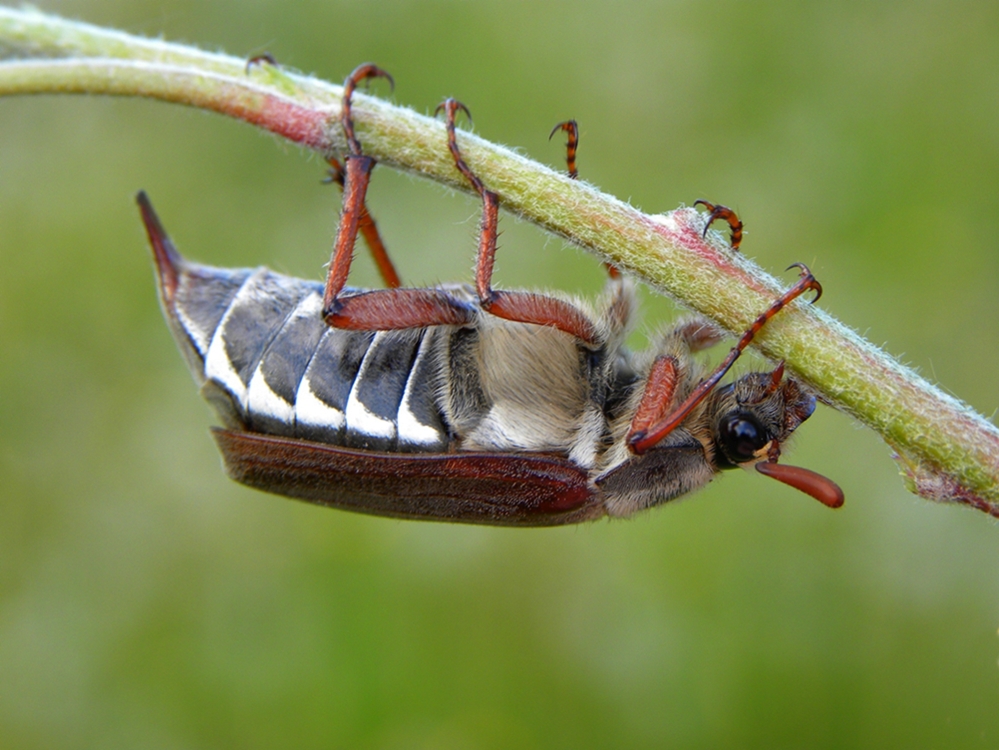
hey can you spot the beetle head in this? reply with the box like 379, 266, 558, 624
711, 364, 813, 468
710, 365, 843, 508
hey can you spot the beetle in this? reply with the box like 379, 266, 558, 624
137, 64, 843, 526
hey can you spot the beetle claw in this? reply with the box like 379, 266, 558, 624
786, 263, 822, 303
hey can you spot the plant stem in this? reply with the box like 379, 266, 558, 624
1, 6, 997, 516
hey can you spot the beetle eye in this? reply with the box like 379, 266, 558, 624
718, 412, 769, 463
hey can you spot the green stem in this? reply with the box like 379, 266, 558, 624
1, 7, 997, 516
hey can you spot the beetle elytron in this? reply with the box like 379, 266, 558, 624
138, 64, 843, 526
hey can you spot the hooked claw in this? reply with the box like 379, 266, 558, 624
345, 63, 395, 93
693, 199, 744, 251
785, 262, 823, 304
548, 120, 577, 140
434, 98, 473, 125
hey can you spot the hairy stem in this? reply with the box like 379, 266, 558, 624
1, 7, 997, 516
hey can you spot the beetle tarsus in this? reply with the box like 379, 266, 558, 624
342, 63, 394, 156
548, 119, 617, 281
694, 199, 744, 251
549, 120, 579, 179
437, 99, 483, 195
786, 262, 822, 303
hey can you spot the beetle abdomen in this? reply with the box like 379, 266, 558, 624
161, 258, 451, 453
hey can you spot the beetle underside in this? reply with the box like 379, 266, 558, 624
138, 63, 843, 525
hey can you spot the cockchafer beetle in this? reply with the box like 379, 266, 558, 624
137, 64, 843, 526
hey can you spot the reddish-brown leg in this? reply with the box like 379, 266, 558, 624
434, 99, 599, 344
325, 157, 401, 289
551, 119, 619, 280
322, 66, 474, 331
694, 199, 744, 251
628, 264, 822, 454
624, 320, 725, 440
322, 152, 375, 313
339, 63, 394, 155
549, 120, 579, 179
629, 355, 681, 437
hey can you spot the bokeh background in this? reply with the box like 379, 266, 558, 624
2, 1, 999, 747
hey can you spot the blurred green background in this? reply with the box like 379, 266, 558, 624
2, 1, 999, 747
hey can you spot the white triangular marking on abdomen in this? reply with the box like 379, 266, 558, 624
203, 270, 266, 410
397, 333, 443, 446
345, 331, 396, 441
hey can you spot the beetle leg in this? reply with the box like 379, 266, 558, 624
621, 319, 719, 441
763, 360, 786, 398
340, 63, 394, 157
600, 274, 635, 343
322, 152, 376, 315
628, 264, 822, 454
322, 67, 473, 330
438, 99, 600, 346
322, 64, 392, 309
551, 119, 619, 280
549, 120, 579, 179
628, 355, 681, 438
694, 199, 744, 251
324, 156, 401, 289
